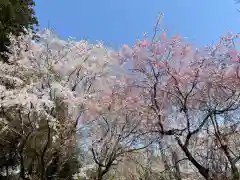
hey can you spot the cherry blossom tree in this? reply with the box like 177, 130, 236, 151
74, 69, 155, 180
0, 28, 125, 179
2, 14, 240, 180
115, 31, 240, 180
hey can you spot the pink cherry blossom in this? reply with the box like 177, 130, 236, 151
138, 40, 149, 47
230, 49, 240, 62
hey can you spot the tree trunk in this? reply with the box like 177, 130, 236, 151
176, 137, 212, 180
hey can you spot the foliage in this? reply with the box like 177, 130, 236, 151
2, 17, 240, 180
111, 31, 240, 180
0, 29, 123, 179
0, 0, 38, 62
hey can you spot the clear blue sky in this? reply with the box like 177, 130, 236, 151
35, 0, 240, 48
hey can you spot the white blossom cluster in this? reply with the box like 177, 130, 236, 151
0, 29, 124, 136
72, 164, 96, 180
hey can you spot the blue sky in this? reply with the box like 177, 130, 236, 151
35, 0, 240, 49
